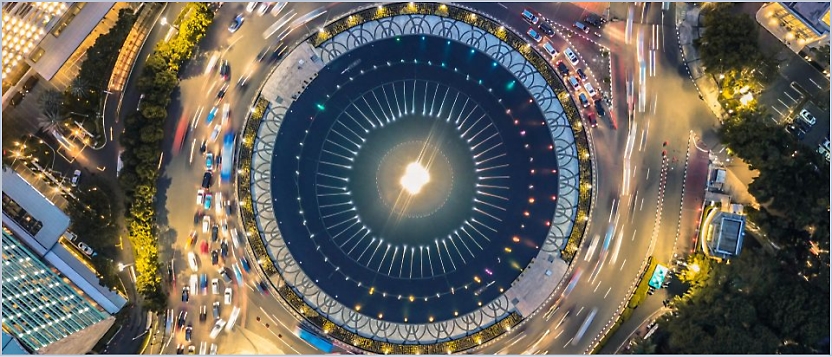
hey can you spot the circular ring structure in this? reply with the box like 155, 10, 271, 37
244, 4, 589, 353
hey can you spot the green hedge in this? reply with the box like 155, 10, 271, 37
118, 3, 214, 311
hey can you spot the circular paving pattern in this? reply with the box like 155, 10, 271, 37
271, 35, 559, 323
247, 7, 587, 348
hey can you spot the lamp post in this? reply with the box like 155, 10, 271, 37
118, 262, 134, 272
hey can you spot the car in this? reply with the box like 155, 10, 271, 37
204, 193, 213, 210
71, 169, 81, 187
209, 124, 221, 143
240, 257, 251, 273
219, 60, 230, 81
181, 287, 190, 302
256, 2, 269, 15
578, 93, 590, 107
557, 61, 569, 76
521, 9, 539, 25
221, 104, 230, 127
527, 28, 542, 43
587, 112, 598, 128
225, 200, 234, 216
594, 99, 606, 117
538, 22, 555, 36
799, 109, 817, 126
199, 140, 207, 154
221, 219, 228, 236
189, 274, 198, 293
795, 118, 812, 132
216, 85, 228, 103
220, 240, 229, 257
563, 48, 579, 65
219, 267, 232, 284
230, 228, 240, 248
200, 240, 209, 255
211, 250, 219, 265
176, 344, 185, 355
821, 138, 830, 152
199, 305, 207, 322
212, 225, 220, 242
257, 280, 269, 294
541, 41, 558, 58
188, 346, 195, 355
568, 76, 580, 90
225, 306, 241, 332
188, 252, 199, 272
232, 263, 244, 286
77, 242, 94, 256
585, 13, 606, 28
196, 189, 205, 205
224, 288, 233, 305
584, 82, 597, 97
185, 325, 193, 342
577, 68, 588, 81
210, 344, 217, 355
186, 231, 197, 247
228, 14, 244, 33
211, 278, 220, 295
245, 2, 257, 13
216, 193, 224, 215
271, 2, 286, 16
177, 310, 187, 329
200, 273, 208, 293
256, 47, 271, 62
210, 318, 227, 339
573, 21, 590, 33
205, 106, 218, 125
212, 301, 221, 320
785, 123, 806, 140
202, 172, 213, 188
206, 153, 214, 170
202, 216, 211, 233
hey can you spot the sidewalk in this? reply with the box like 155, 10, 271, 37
675, 3, 727, 123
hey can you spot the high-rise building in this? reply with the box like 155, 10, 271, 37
757, 2, 830, 54
1, 231, 115, 354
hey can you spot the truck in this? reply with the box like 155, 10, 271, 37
220, 132, 235, 182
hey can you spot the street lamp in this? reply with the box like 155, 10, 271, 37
117, 262, 134, 272
690, 263, 701, 273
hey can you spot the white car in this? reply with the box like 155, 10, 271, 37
223, 288, 233, 305
221, 220, 229, 237
189, 274, 198, 293
256, 2, 269, 15
210, 343, 217, 355
563, 47, 579, 65
209, 319, 227, 339
77, 242, 94, 256
211, 278, 220, 295
197, 189, 205, 205
584, 82, 597, 97
202, 215, 211, 233
799, 109, 817, 126
270, 2, 286, 16
209, 124, 221, 143
188, 252, 199, 272
225, 306, 241, 332
245, 2, 257, 13
215, 192, 224, 215
71, 169, 82, 187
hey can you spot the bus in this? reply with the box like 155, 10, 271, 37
220, 132, 235, 183
296, 324, 334, 353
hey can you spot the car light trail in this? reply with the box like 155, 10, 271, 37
189, 139, 195, 165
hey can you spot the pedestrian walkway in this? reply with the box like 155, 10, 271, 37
675, 3, 727, 122
109, 3, 165, 92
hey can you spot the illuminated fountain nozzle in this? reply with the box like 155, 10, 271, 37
400, 162, 430, 195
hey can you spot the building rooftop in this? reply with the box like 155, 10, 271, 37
2, 166, 70, 254
784, 2, 830, 35
712, 211, 746, 258
2, 332, 30, 355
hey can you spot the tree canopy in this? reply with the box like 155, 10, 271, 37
695, 4, 763, 75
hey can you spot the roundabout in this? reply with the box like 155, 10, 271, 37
240, 3, 591, 352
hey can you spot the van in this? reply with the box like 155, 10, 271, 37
584, 83, 597, 97
521, 9, 539, 25
190, 274, 198, 294
225, 307, 241, 332
578, 93, 590, 107
541, 42, 558, 58
573, 21, 589, 33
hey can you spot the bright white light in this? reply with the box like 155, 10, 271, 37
400, 162, 430, 195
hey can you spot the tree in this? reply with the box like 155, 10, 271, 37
69, 77, 91, 99
695, 5, 762, 75
37, 89, 64, 114
37, 109, 65, 137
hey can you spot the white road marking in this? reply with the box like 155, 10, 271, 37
576, 306, 585, 317
809, 78, 823, 89
639, 197, 644, 211
771, 106, 784, 117
594, 280, 602, 292
620, 259, 627, 271
563, 338, 573, 348
631, 230, 637, 241
604, 286, 612, 299
783, 91, 798, 103
189, 139, 195, 165
777, 98, 789, 108
555, 329, 565, 340
609, 198, 617, 222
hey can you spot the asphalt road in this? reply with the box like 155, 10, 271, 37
147, 2, 715, 355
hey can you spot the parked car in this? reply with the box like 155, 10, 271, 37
577, 68, 588, 81
587, 112, 598, 128
186, 231, 197, 247
578, 93, 590, 107
223, 288, 233, 305
206, 153, 214, 170
211, 250, 219, 265
202, 215, 211, 233
199, 305, 207, 322
573, 21, 590, 33
245, 2, 257, 13
594, 99, 606, 117
212, 225, 219, 242
202, 172, 213, 189
71, 169, 82, 187
212, 302, 221, 320
188, 252, 199, 272
541, 41, 558, 58
799, 109, 817, 126
181, 287, 190, 302
557, 61, 569, 76
563, 48, 579, 65
211, 278, 220, 295
521, 9, 539, 24
77, 242, 94, 256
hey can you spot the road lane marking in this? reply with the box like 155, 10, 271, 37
189, 139, 195, 165
576, 306, 585, 317
555, 329, 565, 340
620, 259, 627, 271
640, 197, 644, 211
609, 199, 617, 222
594, 280, 602, 292
631, 230, 637, 241
646, 167, 650, 180
809, 78, 823, 90
604, 286, 612, 299
563, 338, 573, 349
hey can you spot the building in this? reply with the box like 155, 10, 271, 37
1, 166, 127, 314
757, 2, 830, 54
1, 2, 129, 108
2, 332, 30, 355
704, 205, 747, 260
1, 231, 115, 354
